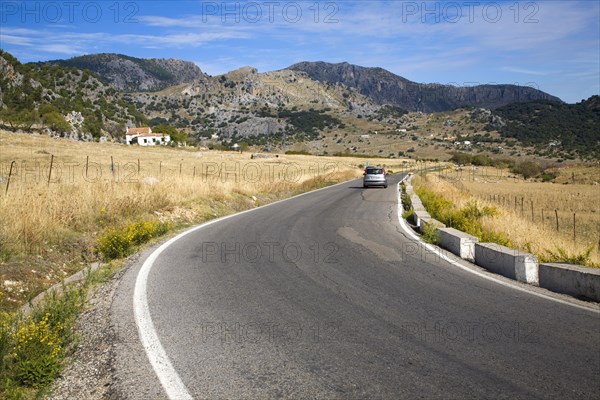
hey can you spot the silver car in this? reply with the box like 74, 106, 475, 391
363, 166, 388, 188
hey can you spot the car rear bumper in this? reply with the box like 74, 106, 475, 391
363, 179, 388, 187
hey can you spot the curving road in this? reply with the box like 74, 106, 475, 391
111, 174, 600, 399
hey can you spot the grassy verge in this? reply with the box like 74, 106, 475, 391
412, 173, 599, 267
0, 262, 113, 399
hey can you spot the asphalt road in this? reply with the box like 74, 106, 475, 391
111, 174, 600, 399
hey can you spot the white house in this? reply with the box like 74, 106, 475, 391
126, 127, 171, 146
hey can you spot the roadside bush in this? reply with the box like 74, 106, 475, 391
400, 193, 412, 211
12, 314, 63, 387
0, 280, 89, 396
414, 188, 453, 218
415, 188, 507, 245
421, 223, 440, 244
402, 209, 416, 225
542, 247, 597, 268
97, 219, 171, 260
511, 161, 542, 179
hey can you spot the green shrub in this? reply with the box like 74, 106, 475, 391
400, 193, 412, 211
542, 247, 597, 267
479, 230, 513, 248
415, 187, 505, 245
402, 209, 416, 224
11, 314, 63, 387
421, 223, 440, 244
97, 219, 171, 260
414, 187, 453, 218
511, 161, 543, 179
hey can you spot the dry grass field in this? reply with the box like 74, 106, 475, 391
0, 130, 413, 311
417, 166, 600, 266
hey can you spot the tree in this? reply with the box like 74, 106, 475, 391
153, 124, 188, 143
42, 111, 70, 132
238, 142, 249, 152
512, 161, 542, 179
0, 108, 39, 131
449, 152, 472, 165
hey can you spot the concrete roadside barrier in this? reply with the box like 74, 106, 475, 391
475, 243, 539, 285
439, 228, 478, 262
419, 218, 446, 234
539, 263, 600, 302
410, 194, 425, 211
414, 210, 430, 228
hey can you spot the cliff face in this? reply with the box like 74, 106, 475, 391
37, 54, 207, 92
288, 61, 562, 112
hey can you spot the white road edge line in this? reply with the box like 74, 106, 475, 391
395, 181, 600, 314
133, 177, 360, 399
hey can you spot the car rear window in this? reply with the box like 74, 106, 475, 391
366, 168, 384, 174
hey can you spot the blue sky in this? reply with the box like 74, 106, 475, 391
1, 1, 598, 103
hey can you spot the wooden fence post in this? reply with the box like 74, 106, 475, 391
521, 197, 524, 216
5, 161, 15, 195
542, 209, 545, 223
573, 213, 576, 244
47, 154, 54, 186
531, 201, 534, 222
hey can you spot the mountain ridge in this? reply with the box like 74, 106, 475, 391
288, 61, 562, 112
4, 50, 596, 160
33, 53, 207, 92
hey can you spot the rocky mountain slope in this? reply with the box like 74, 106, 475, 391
3, 50, 596, 160
35, 54, 206, 92
288, 61, 562, 112
0, 50, 146, 139
125, 66, 379, 145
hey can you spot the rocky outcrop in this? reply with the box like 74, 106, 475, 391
38, 54, 206, 92
288, 61, 562, 112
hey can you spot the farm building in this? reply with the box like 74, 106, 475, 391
125, 127, 171, 146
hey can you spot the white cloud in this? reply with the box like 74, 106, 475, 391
0, 34, 33, 46
38, 44, 81, 55
500, 67, 552, 76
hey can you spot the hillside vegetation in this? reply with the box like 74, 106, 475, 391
0, 50, 146, 139
493, 96, 600, 160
